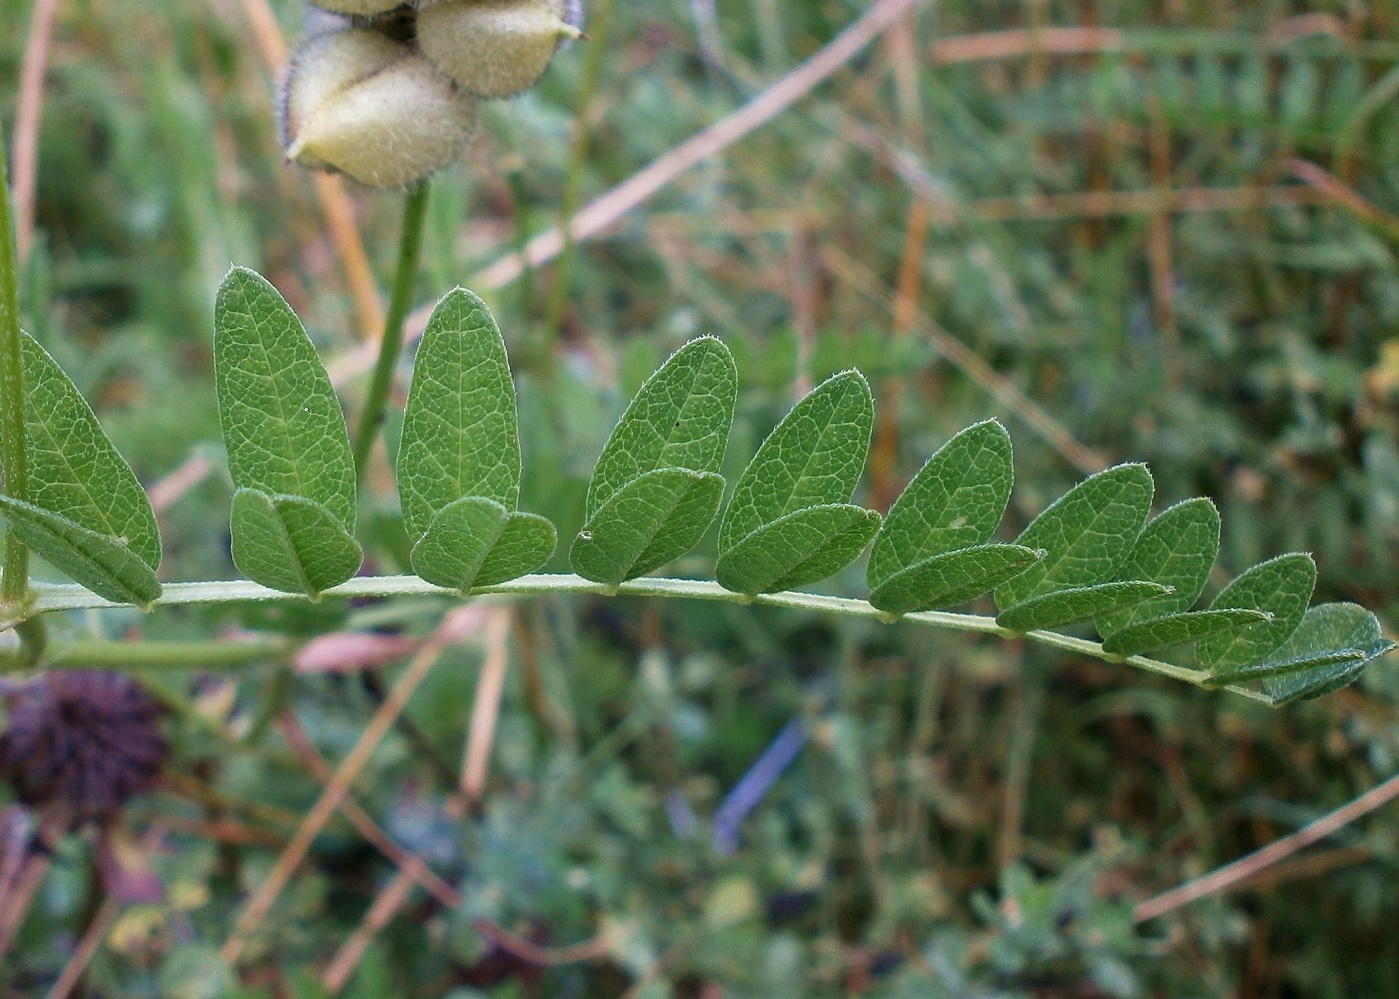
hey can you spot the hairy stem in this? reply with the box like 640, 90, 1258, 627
0, 137, 31, 606
8, 572, 1270, 702
352, 182, 431, 481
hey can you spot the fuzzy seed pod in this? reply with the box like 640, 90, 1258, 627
0, 671, 166, 830
308, 0, 408, 15
281, 28, 476, 189
416, 0, 583, 99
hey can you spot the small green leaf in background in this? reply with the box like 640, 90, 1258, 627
215, 267, 357, 529
215, 267, 362, 596
868, 543, 1043, 615
867, 419, 1013, 589
397, 288, 522, 539
994, 463, 1154, 612
996, 580, 1171, 633
1260, 603, 1396, 703
0, 497, 162, 608
1099, 608, 1270, 657
1196, 553, 1317, 673
1095, 497, 1220, 637
230, 489, 363, 598
719, 370, 874, 553
584, 336, 737, 517
570, 338, 737, 584
409, 496, 555, 592
715, 503, 881, 595
571, 468, 724, 586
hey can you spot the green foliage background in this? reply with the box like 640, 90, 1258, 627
2, 0, 1398, 995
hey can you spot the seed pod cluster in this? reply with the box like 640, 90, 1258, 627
281, 1, 584, 188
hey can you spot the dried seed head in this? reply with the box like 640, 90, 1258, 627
0, 671, 166, 829
416, 0, 584, 99
281, 28, 476, 189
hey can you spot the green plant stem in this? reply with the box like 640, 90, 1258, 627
8, 572, 1271, 701
352, 182, 430, 481
0, 137, 31, 607
540, 0, 616, 350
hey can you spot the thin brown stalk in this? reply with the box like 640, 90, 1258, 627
1134, 771, 1399, 923
321, 864, 422, 995
277, 713, 461, 908
455, 608, 512, 811
220, 615, 464, 965
472, 917, 611, 965
13, 0, 61, 265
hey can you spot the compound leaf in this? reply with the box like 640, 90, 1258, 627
0, 497, 162, 609
2, 333, 161, 571
1259, 603, 1395, 703
586, 336, 736, 518
994, 463, 1153, 611
719, 370, 873, 553
1096, 497, 1220, 636
716, 503, 880, 595
869, 543, 1043, 615
867, 420, 1012, 589
996, 580, 1171, 633
571, 468, 724, 586
230, 488, 363, 598
1099, 609, 1270, 657
215, 267, 356, 530
409, 496, 555, 592
1196, 553, 1316, 673
397, 289, 521, 541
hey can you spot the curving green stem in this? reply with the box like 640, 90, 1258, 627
352, 182, 431, 481
9, 572, 1271, 703
0, 137, 31, 607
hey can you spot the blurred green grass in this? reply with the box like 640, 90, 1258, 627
3, 0, 1398, 995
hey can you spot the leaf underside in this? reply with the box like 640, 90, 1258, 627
397, 288, 522, 540
996, 580, 1171, 633
868, 543, 1043, 615
230, 489, 363, 598
0, 497, 162, 608
716, 503, 881, 595
1256, 603, 1395, 703
571, 468, 724, 586
410, 496, 555, 592
215, 266, 357, 530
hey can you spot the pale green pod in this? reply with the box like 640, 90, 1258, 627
308, 0, 406, 15
281, 29, 476, 189
416, 0, 583, 99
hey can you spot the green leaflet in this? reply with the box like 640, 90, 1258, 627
996, 581, 1171, 633
409, 497, 555, 592
868, 543, 1043, 615
867, 420, 1013, 589
6, 333, 162, 571
1247, 603, 1395, 703
1099, 609, 1270, 657
0, 497, 162, 608
585, 336, 736, 517
0, 333, 162, 603
994, 463, 1153, 611
397, 289, 521, 539
394, 290, 554, 590
1196, 553, 1316, 673
719, 370, 874, 552
571, 468, 725, 586
1208, 648, 1367, 687
1095, 498, 1220, 637
715, 504, 881, 595
570, 339, 737, 584
215, 267, 357, 529
230, 489, 363, 598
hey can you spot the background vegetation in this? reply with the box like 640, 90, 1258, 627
2, 0, 1398, 995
